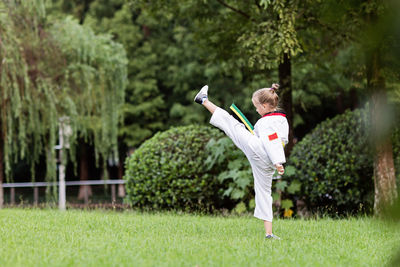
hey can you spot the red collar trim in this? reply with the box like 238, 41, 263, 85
262, 112, 286, 118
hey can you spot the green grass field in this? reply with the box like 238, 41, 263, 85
0, 209, 399, 267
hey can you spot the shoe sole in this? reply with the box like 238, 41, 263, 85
194, 85, 208, 103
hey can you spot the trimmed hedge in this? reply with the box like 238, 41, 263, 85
287, 108, 400, 215
124, 125, 229, 211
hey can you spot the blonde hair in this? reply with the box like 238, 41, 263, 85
252, 83, 280, 109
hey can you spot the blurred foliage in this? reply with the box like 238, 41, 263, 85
124, 125, 232, 211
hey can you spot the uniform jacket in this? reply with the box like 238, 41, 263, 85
253, 111, 289, 165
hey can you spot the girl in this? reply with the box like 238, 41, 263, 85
194, 84, 289, 239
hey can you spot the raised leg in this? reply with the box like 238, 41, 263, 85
202, 99, 217, 114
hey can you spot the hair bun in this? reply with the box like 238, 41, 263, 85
270, 83, 279, 92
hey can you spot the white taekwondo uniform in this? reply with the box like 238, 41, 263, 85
210, 107, 289, 222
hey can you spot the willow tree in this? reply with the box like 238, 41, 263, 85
0, 1, 127, 207
50, 16, 128, 199
0, 0, 62, 206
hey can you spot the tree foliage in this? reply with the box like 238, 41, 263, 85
0, 1, 127, 185
0, 1, 63, 180
60, 0, 273, 148
50, 16, 128, 167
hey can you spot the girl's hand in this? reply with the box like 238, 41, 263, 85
275, 164, 284, 175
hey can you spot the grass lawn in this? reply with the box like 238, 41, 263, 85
0, 209, 399, 267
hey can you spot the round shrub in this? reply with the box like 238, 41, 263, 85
288, 109, 373, 215
288, 107, 400, 216
124, 125, 228, 211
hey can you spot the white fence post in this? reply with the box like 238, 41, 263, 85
10, 187, 15, 205
59, 158, 66, 210
57, 117, 71, 211
34, 187, 39, 205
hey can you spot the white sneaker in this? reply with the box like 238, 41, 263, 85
194, 85, 208, 104
265, 234, 281, 240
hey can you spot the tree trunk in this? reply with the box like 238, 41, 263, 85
370, 92, 398, 214
78, 142, 92, 203
78, 0, 92, 24
367, 48, 398, 215
336, 88, 345, 113
279, 53, 294, 155
373, 139, 397, 214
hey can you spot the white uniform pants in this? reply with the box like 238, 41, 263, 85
210, 107, 275, 222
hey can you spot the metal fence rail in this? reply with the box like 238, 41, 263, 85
2, 180, 126, 205
3, 179, 125, 188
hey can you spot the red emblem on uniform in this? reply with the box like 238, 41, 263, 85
268, 133, 278, 141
